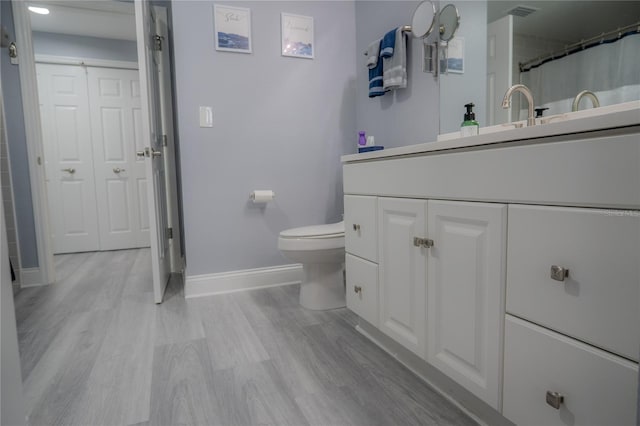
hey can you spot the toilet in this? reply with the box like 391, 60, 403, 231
278, 221, 345, 310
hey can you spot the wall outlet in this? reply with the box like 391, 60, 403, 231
199, 106, 213, 128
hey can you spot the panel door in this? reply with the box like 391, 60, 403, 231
36, 63, 100, 254
136, 1, 172, 303
426, 200, 507, 410
378, 197, 428, 357
87, 67, 150, 251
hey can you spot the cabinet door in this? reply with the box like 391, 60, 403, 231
346, 254, 378, 326
427, 200, 506, 410
344, 195, 377, 261
378, 198, 428, 357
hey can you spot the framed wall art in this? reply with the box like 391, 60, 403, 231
214, 4, 252, 53
281, 13, 314, 59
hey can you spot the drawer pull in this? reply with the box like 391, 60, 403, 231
353, 224, 361, 231
354, 285, 362, 294
413, 237, 434, 248
545, 391, 565, 409
550, 265, 569, 282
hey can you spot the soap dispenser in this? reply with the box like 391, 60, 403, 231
461, 103, 479, 137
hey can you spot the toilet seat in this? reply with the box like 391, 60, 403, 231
279, 221, 344, 239
278, 221, 345, 252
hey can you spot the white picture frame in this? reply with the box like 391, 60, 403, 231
446, 36, 464, 73
281, 13, 314, 59
214, 4, 252, 54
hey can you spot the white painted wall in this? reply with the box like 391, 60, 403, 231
171, 1, 357, 276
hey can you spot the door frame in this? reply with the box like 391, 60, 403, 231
12, 1, 54, 286
11, 1, 183, 288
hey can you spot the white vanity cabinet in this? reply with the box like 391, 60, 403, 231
342, 125, 640, 425
426, 200, 507, 410
378, 198, 428, 358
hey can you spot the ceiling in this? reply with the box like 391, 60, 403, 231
28, 0, 136, 41
487, 1, 640, 43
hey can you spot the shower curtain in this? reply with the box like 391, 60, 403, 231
519, 32, 640, 117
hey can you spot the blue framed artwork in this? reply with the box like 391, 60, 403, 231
281, 13, 314, 59
214, 4, 252, 54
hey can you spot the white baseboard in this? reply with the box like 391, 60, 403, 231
20, 267, 43, 287
185, 264, 303, 299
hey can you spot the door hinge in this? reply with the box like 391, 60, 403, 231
166, 227, 173, 239
153, 34, 164, 51
162, 134, 168, 147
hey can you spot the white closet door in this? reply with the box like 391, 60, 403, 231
36, 63, 100, 254
87, 67, 150, 250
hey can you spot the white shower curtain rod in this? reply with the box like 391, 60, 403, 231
520, 21, 640, 73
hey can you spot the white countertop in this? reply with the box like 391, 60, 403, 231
342, 101, 640, 163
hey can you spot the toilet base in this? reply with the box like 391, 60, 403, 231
299, 262, 346, 310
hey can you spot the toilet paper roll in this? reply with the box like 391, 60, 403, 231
250, 190, 275, 203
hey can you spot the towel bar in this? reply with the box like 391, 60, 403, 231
364, 25, 412, 55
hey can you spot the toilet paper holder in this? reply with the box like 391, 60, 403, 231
249, 190, 275, 203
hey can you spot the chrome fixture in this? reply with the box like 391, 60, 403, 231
113, 167, 125, 174
572, 90, 600, 112
352, 224, 361, 231
61, 168, 76, 174
550, 265, 569, 282
502, 84, 536, 127
546, 391, 565, 409
413, 237, 434, 248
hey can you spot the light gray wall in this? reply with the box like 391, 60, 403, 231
1, 0, 39, 268
354, 1, 440, 148
439, 0, 488, 134
32, 32, 138, 62
172, 1, 356, 276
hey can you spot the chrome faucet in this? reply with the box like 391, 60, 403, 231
572, 90, 600, 111
502, 84, 536, 127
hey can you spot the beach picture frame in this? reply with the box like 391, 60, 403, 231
281, 13, 314, 59
446, 37, 464, 73
214, 4, 252, 53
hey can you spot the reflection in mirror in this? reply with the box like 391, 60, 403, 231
439, 4, 460, 42
411, 1, 436, 39
486, 1, 640, 125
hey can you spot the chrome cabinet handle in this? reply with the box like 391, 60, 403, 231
550, 265, 569, 282
352, 224, 361, 231
151, 148, 162, 158
413, 237, 434, 248
61, 168, 76, 174
113, 168, 126, 174
136, 150, 146, 158
546, 391, 564, 409
354, 285, 362, 294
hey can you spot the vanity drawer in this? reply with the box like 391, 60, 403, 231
503, 315, 638, 426
344, 195, 377, 261
346, 254, 378, 326
506, 205, 640, 360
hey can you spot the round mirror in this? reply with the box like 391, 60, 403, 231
439, 4, 460, 42
411, 1, 436, 39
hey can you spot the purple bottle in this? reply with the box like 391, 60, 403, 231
358, 131, 366, 147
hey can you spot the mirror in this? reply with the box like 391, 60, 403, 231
439, 4, 460, 42
439, 1, 640, 134
411, 1, 436, 39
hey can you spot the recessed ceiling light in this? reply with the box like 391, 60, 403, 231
28, 6, 50, 15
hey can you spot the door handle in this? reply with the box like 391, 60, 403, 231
136, 150, 146, 158
413, 237, 434, 248
151, 148, 162, 158
61, 168, 76, 174
113, 168, 126, 174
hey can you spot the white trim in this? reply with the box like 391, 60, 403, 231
12, 2, 55, 286
34, 54, 138, 70
20, 268, 43, 288
185, 264, 303, 299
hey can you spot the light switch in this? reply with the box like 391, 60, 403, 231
199, 106, 213, 128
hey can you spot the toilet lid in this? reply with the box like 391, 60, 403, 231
280, 221, 344, 238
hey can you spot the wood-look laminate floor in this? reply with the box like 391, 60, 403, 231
14, 249, 477, 426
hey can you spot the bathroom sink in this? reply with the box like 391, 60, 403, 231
438, 100, 640, 142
